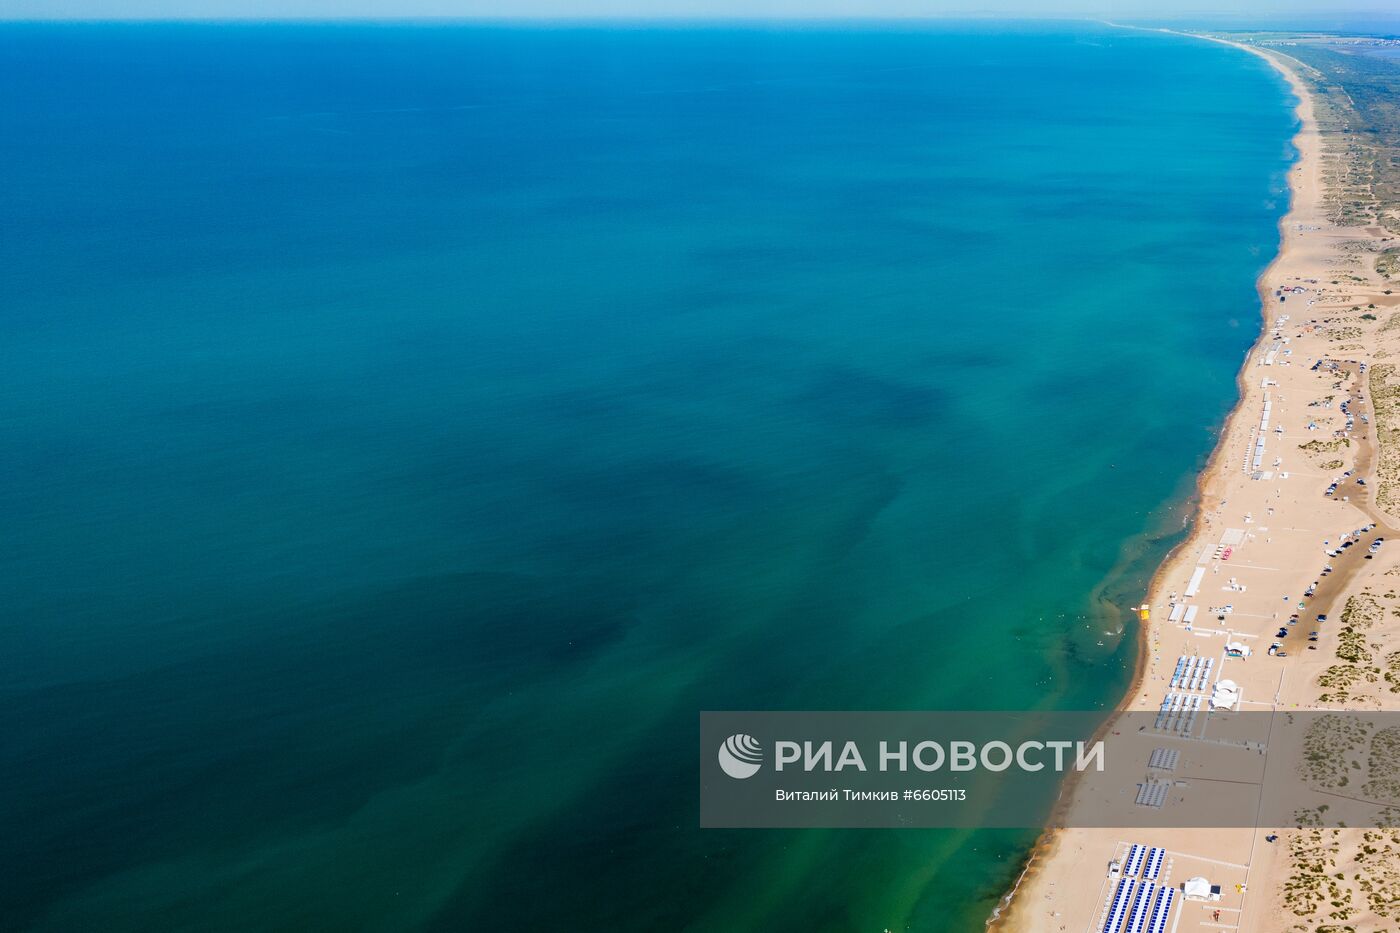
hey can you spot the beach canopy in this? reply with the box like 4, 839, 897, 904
1183, 877, 1212, 899
1210, 681, 1240, 710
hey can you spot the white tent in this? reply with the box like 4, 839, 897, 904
1211, 680, 1240, 711
1183, 876, 1219, 901
1225, 641, 1252, 658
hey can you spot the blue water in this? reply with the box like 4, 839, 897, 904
0, 21, 1294, 932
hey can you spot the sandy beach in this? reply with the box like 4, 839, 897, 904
994, 32, 1400, 933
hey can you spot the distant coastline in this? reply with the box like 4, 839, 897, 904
991, 28, 1328, 932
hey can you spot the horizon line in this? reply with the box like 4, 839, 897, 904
1, 12, 1396, 23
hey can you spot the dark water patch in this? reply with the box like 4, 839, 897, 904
794, 366, 948, 429
546, 457, 767, 516
1, 571, 639, 921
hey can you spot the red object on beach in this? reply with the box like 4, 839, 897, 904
1222, 547, 1233, 560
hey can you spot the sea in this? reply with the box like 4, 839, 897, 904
0, 20, 1296, 932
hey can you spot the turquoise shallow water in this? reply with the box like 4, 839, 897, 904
0, 21, 1294, 932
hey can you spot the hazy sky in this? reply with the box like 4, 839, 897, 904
2, 0, 1398, 18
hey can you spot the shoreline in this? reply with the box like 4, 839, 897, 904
989, 30, 1321, 931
